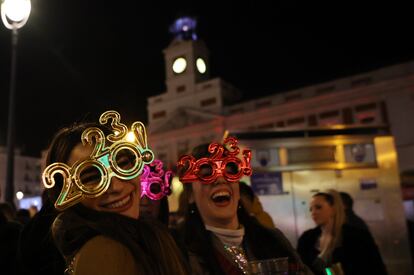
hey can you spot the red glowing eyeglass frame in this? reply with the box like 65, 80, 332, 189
177, 137, 252, 184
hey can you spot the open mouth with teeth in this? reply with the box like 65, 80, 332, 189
211, 190, 232, 206
100, 193, 133, 212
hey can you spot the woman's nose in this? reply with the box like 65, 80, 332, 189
214, 176, 227, 185
106, 177, 124, 193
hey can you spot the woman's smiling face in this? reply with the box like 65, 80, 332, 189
67, 143, 141, 219
191, 176, 240, 230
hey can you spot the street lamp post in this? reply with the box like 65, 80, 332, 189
1, 0, 31, 206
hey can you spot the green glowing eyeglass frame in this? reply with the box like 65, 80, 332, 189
42, 110, 154, 211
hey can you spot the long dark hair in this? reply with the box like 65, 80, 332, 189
178, 143, 304, 274
45, 121, 188, 275
158, 196, 170, 225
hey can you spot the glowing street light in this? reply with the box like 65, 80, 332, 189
16, 191, 24, 200
1, 0, 31, 206
1, 0, 31, 28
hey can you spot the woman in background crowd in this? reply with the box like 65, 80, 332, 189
0, 203, 22, 274
297, 189, 387, 275
17, 191, 65, 275
139, 159, 172, 226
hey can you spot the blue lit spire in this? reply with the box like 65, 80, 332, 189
169, 16, 198, 41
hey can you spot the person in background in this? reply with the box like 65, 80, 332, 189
176, 137, 311, 274
140, 195, 170, 226
0, 202, 16, 222
239, 181, 275, 229
339, 191, 370, 232
297, 189, 387, 275
0, 204, 22, 274
16, 209, 31, 226
172, 185, 193, 230
139, 159, 190, 270
17, 190, 66, 275
28, 205, 39, 218
139, 159, 172, 226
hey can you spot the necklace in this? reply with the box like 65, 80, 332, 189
65, 256, 76, 275
223, 244, 249, 274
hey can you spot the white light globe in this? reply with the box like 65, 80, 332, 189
16, 191, 24, 200
3, 0, 31, 22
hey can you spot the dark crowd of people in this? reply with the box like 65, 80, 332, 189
0, 111, 389, 275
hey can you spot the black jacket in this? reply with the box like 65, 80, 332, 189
0, 220, 22, 275
17, 204, 65, 275
176, 204, 313, 275
297, 224, 387, 275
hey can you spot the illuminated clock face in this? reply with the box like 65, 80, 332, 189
196, 58, 206, 74
172, 57, 187, 74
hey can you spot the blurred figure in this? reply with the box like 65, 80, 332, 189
17, 190, 66, 275
168, 211, 185, 229
239, 181, 275, 229
0, 203, 22, 274
297, 189, 387, 275
28, 205, 39, 218
0, 202, 16, 221
339, 191, 370, 232
16, 209, 31, 226
139, 159, 172, 226
172, 185, 193, 229
140, 196, 170, 226
138, 160, 191, 272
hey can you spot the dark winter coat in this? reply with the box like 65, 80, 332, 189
297, 224, 387, 275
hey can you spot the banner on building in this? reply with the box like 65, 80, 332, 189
251, 172, 283, 195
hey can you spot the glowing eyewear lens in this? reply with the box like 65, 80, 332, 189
149, 182, 162, 195
115, 148, 137, 171
225, 161, 239, 175
79, 165, 102, 189
198, 163, 214, 178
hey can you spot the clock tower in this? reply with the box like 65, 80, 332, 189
147, 16, 242, 168
163, 17, 210, 95
147, 16, 241, 133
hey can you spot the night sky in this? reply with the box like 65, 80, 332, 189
0, 1, 413, 157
